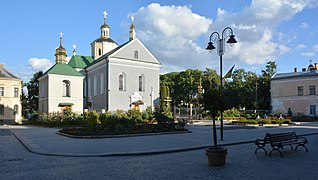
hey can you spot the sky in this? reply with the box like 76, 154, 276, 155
1, 0, 318, 83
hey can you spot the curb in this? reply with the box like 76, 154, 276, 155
56, 130, 191, 139
11, 130, 318, 157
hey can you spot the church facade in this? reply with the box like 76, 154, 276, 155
39, 12, 160, 114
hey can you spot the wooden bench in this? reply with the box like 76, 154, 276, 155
255, 132, 308, 157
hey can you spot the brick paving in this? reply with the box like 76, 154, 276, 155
1, 122, 318, 179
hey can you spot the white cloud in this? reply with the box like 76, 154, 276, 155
301, 52, 316, 57
134, 3, 213, 72
313, 44, 318, 52
133, 1, 316, 72
28, 58, 53, 72
300, 22, 310, 29
297, 44, 307, 49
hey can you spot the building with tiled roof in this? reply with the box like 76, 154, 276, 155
38, 33, 84, 114
38, 11, 160, 114
271, 61, 318, 116
0, 65, 22, 124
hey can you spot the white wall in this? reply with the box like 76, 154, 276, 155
45, 74, 84, 114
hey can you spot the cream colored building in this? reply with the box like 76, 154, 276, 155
271, 63, 318, 116
0, 65, 22, 124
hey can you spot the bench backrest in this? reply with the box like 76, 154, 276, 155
266, 132, 297, 143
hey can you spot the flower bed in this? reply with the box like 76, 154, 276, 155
59, 123, 188, 136
231, 119, 291, 125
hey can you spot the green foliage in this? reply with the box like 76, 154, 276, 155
223, 108, 241, 117
128, 109, 143, 123
231, 119, 291, 125
23, 71, 43, 116
99, 112, 112, 128
85, 111, 99, 128
144, 106, 154, 121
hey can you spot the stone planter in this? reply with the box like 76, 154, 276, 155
205, 146, 228, 166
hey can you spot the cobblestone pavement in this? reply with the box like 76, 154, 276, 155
1, 124, 318, 179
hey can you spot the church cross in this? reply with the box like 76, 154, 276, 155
103, 11, 108, 21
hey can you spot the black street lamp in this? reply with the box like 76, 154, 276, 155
206, 27, 237, 140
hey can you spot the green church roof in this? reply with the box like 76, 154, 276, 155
44, 63, 84, 77
68, 55, 94, 69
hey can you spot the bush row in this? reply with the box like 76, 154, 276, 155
231, 119, 292, 125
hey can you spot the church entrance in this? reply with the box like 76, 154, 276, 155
58, 103, 74, 113
130, 92, 144, 111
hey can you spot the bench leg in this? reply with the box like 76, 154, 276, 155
255, 147, 267, 155
269, 148, 283, 157
289, 144, 294, 150
295, 144, 309, 152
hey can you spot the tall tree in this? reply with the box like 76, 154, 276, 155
258, 61, 277, 110
23, 71, 43, 115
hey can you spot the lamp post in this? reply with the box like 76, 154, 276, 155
206, 27, 237, 140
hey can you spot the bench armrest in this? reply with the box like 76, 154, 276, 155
255, 138, 266, 145
297, 136, 308, 143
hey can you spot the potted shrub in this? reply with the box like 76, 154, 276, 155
203, 88, 227, 166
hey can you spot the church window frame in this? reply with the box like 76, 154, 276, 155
94, 75, 97, 96
119, 73, 126, 91
98, 48, 102, 56
62, 80, 71, 97
100, 73, 104, 95
134, 50, 138, 59
88, 77, 91, 97
138, 74, 145, 92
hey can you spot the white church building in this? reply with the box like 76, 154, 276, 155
38, 11, 161, 114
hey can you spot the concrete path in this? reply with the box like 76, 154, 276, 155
3, 121, 318, 157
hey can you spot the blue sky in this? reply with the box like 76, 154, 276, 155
1, 0, 318, 83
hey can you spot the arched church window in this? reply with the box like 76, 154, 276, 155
63, 80, 71, 97
99, 48, 102, 56
119, 73, 125, 91
134, 50, 138, 59
138, 75, 145, 92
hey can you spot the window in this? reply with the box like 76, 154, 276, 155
62, 80, 70, 97
134, 50, 138, 59
119, 74, 125, 91
13, 104, 18, 115
94, 75, 97, 96
100, 73, 104, 95
0, 87, 4, 96
297, 86, 303, 96
309, 86, 316, 95
138, 75, 144, 92
98, 48, 102, 56
310, 105, 316, 116
88, 78, 91, 96
0, 104, 4, 115
14, 87, 19, 97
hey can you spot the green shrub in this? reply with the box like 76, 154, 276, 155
128, 109, 143, 123
99, 112, 112, 128
224, 108, 241, 117
145, 106, 154, 120
85, 111, 99, 128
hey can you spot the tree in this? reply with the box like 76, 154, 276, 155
23, 71, 43, 115
258, 61, 277, 110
